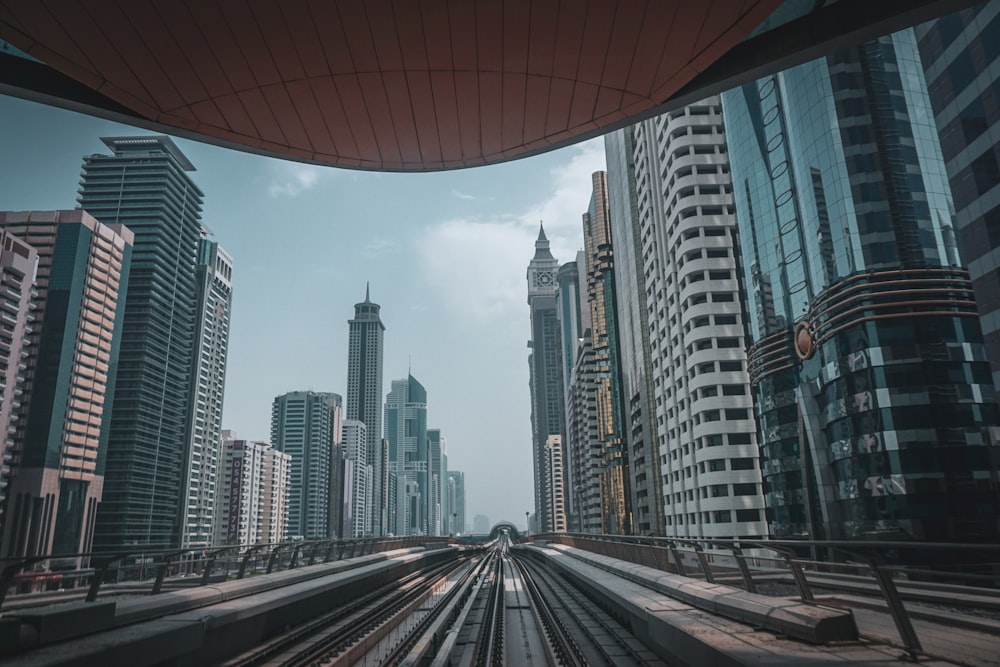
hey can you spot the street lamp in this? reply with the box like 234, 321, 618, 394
525, 511, 530, 536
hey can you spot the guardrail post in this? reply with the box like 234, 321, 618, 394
864, 556, 923, 657
289, 543, 305, 569
667, 541, 686, 575
324, 541, 337, 563
779, 551, 814, 601
266, 544, 289, 574
237, 546, 262, 579
690, 543, 715, 583
729, 544, 757, 593
87, 553, 130, 602
152, 550, 189, 594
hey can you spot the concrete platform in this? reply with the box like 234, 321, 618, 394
530, 543, 858, 643
516, 544, 980, 666
0, 546, 463, 667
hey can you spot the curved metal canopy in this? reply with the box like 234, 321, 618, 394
0, 0, 779, 170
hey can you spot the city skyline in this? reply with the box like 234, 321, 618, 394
0, 94, 595, 529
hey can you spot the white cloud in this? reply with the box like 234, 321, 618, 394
361, 236, 402, 259
267, 164, 323, 198
418, 139, 607, 327
451, 189, 476, 201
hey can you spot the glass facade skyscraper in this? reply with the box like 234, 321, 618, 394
916, 3, 1000, 403
271, 391, 342, 540
346, 285, 385, 536
723, 30, 1000, 543
384, 375, 428, 536
81, 136, 203, 551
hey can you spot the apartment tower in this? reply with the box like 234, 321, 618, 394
181, 237, 233, 548
0, 211, 132, 557
606, 99, 768, 541
80, 136, 203, 551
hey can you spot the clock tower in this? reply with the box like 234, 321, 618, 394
527, 222, 559, 300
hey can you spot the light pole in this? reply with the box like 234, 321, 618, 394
525, 511, 530, 537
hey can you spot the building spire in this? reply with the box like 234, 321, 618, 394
532, 220, 555, 261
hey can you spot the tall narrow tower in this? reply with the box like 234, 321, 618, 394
346, 285, 385, 535
80, 136, 203, 551
526, 224, 564, 532
181, 237, 233, 548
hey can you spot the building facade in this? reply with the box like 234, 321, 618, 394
215, 431, 290, 545
446, 470, 465, 535
270, 391, 342, 539
0, 211, 132, 557
581, 171, 632, 535
544, 435, 568, 532
181, 237, 233, 548
427, 428, 445, 536
0, 230, 37, 536
384, 375, 428, 536
916, 3, 1000, 403
346, 285, 385, 536
81, 136, 204, 551
606, 100, 767, 542
605, 130, 664, 535
722, 30, 1000, 543
564, 337, 602, 533
526, 225, 565, 532
342, 419, 369, 538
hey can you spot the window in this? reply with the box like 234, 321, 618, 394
728, 433, 753, 446
733, 483, 757, 496
717, 338, 740, 348
719, 361, 742, 372
731, 458, 756, 470
736, 509, 761, 522
722, 385, 746, 396
710, 484, 729, 497
726, 408, 749, 420
713, 510, 732, 523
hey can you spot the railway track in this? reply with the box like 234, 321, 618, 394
220, 534, 666, 666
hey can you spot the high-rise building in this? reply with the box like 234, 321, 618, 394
581, 171, 632, 535
270, 391, 342, 539
181, 237, 233, 548
384, 375, 428, 536
446, 470, 465, 535
0, 230, 36, 533
346, 285, 385, 535
564, 337, 602, 533
526, 224, 565, 532
916, 4, 1000, 403
0, 211, 132, 557
605, 99, 768, 542
605, 129, 664, 535
261, 446, 290, 545
556, 256, 600, 533
79, 136, 204, 551
215, 431, 290, 545
722, 30, 1000, 543
544, 435, 568, 532
427, 429, 445, 536
342, 419, 369, 538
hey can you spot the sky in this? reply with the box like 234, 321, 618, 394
0, 93, 606, 531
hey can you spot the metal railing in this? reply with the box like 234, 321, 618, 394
530, 533, 1000, 658
0, 536, 455, 609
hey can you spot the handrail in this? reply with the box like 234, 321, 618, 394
0, 536, 458, 609
532, 533, 1000, 658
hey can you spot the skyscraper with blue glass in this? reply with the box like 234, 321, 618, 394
722, 30, 1000, 543
81, 136, 204, 551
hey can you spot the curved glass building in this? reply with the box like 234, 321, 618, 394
722, 29, 1000, 543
